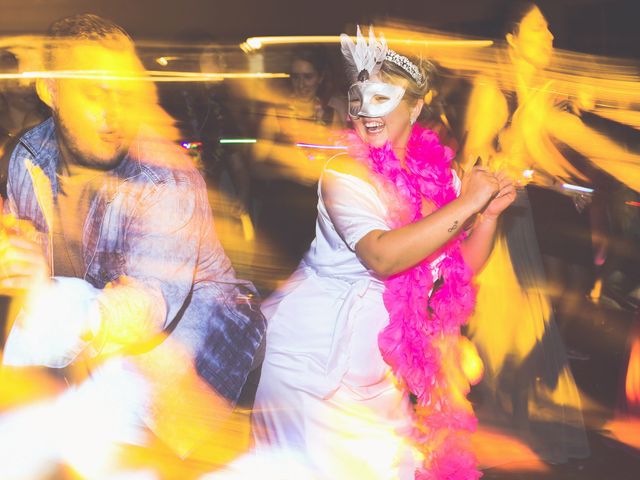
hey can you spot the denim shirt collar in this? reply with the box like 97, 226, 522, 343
20, 117, 143, 200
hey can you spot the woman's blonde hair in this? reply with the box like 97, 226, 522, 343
378, 56, 433, 105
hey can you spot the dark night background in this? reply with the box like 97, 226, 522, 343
1, 0, 639, 58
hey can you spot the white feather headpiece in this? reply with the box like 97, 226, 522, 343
340, 26, 387, 83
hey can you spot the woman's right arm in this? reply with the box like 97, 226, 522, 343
353, 168, 500, 277
353, 76, 512, 278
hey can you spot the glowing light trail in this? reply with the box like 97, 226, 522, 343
561, 183, 594, 194
241, 35, 493, 51
219, 138, 258, 144
0, 71, 289, 82
295, 143, 347, 150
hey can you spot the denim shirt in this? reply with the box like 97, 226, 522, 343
6, 117, 265, 405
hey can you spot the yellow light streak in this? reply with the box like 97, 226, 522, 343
0, 70, 288, 82
242, 35, 493, 51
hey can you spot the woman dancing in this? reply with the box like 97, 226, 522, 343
459, 0, 632, 463
253, 27, 515, 479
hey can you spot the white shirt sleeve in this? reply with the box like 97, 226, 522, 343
320, 168, 390, 251
319, 167, 460, 251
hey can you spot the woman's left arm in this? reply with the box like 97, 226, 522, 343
550, 109, 640, 192
461, 170, 516, 273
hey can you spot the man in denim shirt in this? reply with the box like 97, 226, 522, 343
0, 14, 265, 473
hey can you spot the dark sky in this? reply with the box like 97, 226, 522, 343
1, 0, 638, 57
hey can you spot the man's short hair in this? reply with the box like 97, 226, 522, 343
44, 14, 134, 68
49, 13, 131, 42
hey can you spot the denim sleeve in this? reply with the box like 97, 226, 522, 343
5, 145, 25, 216
122, 174, 209, 333
123, 172, 266, 406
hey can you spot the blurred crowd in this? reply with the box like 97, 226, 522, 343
1, 22, 636, 306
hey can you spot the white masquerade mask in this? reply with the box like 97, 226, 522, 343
341, 26, 424, 119
347, 81, 405, 118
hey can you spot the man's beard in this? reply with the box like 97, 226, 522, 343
54, 114, 128, 171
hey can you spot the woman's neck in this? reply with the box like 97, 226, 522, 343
290, 96, 317, 114
392, 126, 414, 165
394, 146, 406, 165
507, 50, 543, 98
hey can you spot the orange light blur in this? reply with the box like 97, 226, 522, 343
473, 426, 550, 473
602, 417, 640, 451
626, 335, 640, 410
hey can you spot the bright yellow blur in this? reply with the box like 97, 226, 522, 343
374, 21, 640, 190
241, 34, 492, 52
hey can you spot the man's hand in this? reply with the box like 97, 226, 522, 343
0, 214, 50, 295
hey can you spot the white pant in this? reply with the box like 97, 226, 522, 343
0, 358, 153, 480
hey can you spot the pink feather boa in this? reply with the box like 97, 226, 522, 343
346, 125, 482, 479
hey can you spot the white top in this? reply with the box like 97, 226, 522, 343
260, 161, 462, 398
304, 161, 462, 285
254, 160, 462, 479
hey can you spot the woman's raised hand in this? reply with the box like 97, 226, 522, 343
483, 170, 516, 218
460, 166, 500, 214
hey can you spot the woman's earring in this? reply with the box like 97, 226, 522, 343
410, 117, 416, 125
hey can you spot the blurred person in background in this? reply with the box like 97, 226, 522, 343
461, 0, 640, 463
252, 46, 345, 292
158, 35, 255, 282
